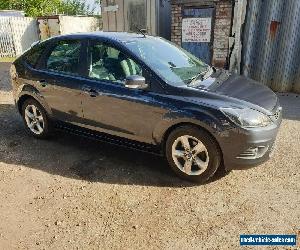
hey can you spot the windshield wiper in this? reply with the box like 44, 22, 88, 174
187, 72, 204, 86
187, 66, 212, 86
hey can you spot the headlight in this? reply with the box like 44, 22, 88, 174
220, 107, 272, 128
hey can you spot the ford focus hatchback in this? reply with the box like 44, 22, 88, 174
10, 32, 282, 183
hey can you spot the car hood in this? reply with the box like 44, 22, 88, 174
180, 69, 278, 112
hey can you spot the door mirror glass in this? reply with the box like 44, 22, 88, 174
125, 75, 148, 89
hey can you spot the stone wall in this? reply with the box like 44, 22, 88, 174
171, 0, 233, 68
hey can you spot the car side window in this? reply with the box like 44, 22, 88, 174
88, 42, 143, 84
46, 40, 81, 75
24, 43, 45, 68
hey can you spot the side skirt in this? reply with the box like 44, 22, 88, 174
55, 121, 162, 156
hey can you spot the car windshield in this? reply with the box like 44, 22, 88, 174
125, 37, 208, 86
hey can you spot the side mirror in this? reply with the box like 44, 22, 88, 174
125, 75, 148, 90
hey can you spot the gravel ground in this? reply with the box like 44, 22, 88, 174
0, 62, 299, 249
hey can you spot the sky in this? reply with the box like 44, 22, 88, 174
85, 0, 101, 14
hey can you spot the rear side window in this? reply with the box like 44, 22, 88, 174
46, 40, 81, 76
23, 44, 45, 68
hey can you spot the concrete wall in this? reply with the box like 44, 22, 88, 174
37, 15, 101, 40
171, 0, 233, 68
60, 16, 101, 35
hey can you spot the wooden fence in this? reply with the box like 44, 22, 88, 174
0, 17, 39, 57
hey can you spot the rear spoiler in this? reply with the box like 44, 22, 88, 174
30, 40, 40, 48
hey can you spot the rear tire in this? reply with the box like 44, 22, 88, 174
21, 98, 52, 139
165, 126, 222, 183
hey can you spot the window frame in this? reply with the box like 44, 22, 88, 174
85, 39, 146, 86
22, 43, 46, 68
38, 38, 87, 77
33, 36, 165, 93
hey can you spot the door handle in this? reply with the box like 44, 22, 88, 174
88, 89, 98, 97
38, 79, 47, 87
82, 86, 98, 97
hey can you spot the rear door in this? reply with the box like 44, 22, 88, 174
37, 39, 86, 125
181, 8, 214, 64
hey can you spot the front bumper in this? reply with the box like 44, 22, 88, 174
218, 118, 282, 171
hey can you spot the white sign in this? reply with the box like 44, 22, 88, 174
103, 5, 119, 12
182, 18, 212, 43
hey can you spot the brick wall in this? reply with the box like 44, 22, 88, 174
171, 0, 233, 68
171, 5, 183, 46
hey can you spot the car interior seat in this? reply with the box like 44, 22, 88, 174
89, 45, 116, 81
119, 53, 142, 78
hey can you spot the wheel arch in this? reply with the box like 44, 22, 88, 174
161, 122, 219, 150
17, 91, 52, 117
163, 121, 226, 183
160, 121, 224, 166
17, 94, 33, 114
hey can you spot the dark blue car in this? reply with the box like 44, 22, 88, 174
10, 32, 282, 183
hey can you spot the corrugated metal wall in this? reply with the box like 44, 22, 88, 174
242, 0, 300, 93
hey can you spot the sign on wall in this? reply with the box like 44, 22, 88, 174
182, 17, 212, 43
103, 5, 119, 12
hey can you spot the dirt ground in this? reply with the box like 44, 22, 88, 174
0, 62, 299, 249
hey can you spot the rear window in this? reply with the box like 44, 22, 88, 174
23, 43, 45, 68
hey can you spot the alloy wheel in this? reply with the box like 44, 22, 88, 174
171, 135, 209, 176
24, 104, 45, 135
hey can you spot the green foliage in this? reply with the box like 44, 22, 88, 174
59, 0, 95, 16
0, 0, 60, 16
0, 0, 99, 17
0, 0, 10, 10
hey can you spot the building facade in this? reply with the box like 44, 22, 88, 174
101, 0, 171, 40
171, 0, 233, 68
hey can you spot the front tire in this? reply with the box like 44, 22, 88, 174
165, 126, 222, 183
21, 98, 51, 139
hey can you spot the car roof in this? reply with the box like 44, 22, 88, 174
51, 31, 156, 43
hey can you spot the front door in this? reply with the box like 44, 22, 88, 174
181, 8, 214, 64
80, 41, 166, 144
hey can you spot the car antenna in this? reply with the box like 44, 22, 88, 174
134, 25, 147, 38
